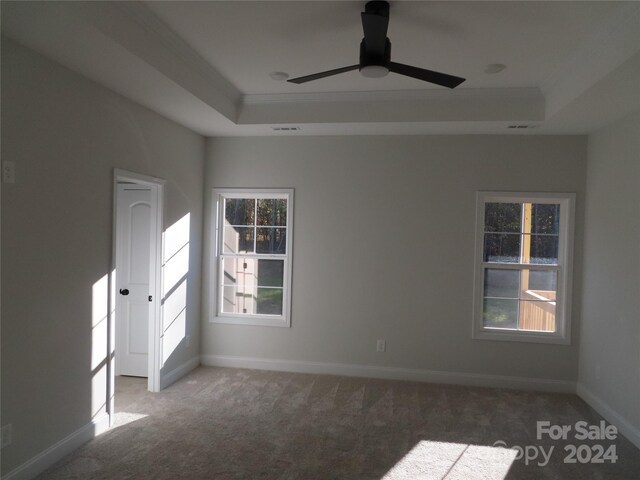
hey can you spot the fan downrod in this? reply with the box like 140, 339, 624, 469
365, 1, 389, 17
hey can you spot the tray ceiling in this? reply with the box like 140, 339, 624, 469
2, 1, 639, 136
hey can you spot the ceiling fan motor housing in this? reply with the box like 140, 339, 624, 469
359, 37, 391, 69
360, 0, 391, 71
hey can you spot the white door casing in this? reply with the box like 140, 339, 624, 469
109, 169, 164, 428
115, 185, 153, 377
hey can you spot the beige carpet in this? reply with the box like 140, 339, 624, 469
37, 366, 640, 479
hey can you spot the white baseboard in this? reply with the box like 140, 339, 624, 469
160, 356, 200, 390
201, 354, 576, 393
577, 382, 640, 450
2, 413, 110, 480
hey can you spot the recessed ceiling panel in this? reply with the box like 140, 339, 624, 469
146, 1, 618, 94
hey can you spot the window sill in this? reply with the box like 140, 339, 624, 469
211, 315, 290, 328
473, 328, 570, 345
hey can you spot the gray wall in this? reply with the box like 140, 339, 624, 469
203, 135, 586, 381
1, 39, 204, 474
580, 111, 640, 434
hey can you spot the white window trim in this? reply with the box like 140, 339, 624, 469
210, 188, 294, 327
472, 191, 575, 345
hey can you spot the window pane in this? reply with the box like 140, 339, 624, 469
225, 198, 254, 225
221, 257, 258, 286
518, 300, 556, 332
221, 285, 238, 313
484, 233, 520, 263
223, 226, 254, 254
527, 270, 557, 293
222, 258, 283, 286
257, 259, 284, 287
222, 257, 239, 286
256, 227, 286, 254
222, 285, 256, 315
484, 203, 521, 233
528, 235, 559, 264
257, 288, 283, 315
257, 199, 287, 226
221, 257, 286, 315
483, 298, 518, 329
531, 203, 560, 234
484, 269, 519, 298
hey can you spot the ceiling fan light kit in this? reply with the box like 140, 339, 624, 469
288, 0, 465, 88
360, 65, 389, 78
269, 71, 290, 81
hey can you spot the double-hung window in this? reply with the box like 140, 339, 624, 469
211, 189, 293, 327
473, 192, 574, 344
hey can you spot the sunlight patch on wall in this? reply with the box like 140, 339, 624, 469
161, 213, 190, 364
382, 440, 517, 480
163, 213, 190, 297
92, 273, 109, 370
91, 273, 110, 419
162, 278, 187, 363
164, 213, 190, 260
163, 245, 190, 297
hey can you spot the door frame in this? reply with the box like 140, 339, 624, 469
109, 169, 165, 421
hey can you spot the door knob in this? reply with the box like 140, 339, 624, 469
119, 288, 130, 296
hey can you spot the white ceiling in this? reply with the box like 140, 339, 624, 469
2, 1, 639, 136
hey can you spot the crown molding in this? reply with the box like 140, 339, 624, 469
238, 88, 545, 125
242, 87, 541, 106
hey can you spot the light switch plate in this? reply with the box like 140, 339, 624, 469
1, 424, 12, 448
2, 161, 16, 183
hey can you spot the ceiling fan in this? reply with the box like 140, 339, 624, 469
288, 0, 465, 88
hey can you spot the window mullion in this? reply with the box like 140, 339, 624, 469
481, 262, 558, 271
253, 198, 258, 254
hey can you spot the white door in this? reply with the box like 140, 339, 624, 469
116, 184, 153, 377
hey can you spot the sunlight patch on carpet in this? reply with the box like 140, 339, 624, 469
382, 440, 517, 480
113, 412, 148, 428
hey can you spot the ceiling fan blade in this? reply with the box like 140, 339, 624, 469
287, 65, 359, 84
389, 62, 465, 89
361, 12, 389, 55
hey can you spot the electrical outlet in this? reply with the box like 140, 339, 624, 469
376, 339, 386, 352
1, 424, 12, 448
2, 161, 16, 183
